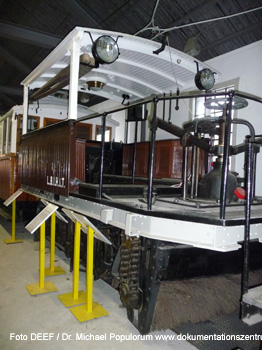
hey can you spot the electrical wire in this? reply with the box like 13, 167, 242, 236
166, 36, 195, 118
166, 36, 179, 90
135, 6, 262, 39
134, 0, 160, 36
194, 0, 262, 41
135, 2, 262, 121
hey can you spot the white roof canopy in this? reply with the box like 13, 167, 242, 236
21, 27, 218, 104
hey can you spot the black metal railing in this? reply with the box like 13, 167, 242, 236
75, 90, 262, 219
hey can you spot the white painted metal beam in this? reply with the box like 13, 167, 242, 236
21, 185, 262, 253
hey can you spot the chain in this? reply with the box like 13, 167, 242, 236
119, 232, 140, 309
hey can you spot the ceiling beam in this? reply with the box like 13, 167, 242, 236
0, 20, 61, 49
96, 0, 141, 27
0, 85, 23, 97
63, 0, 101, 27
167, 0, 220, 26
0, 44, 31, 74
0, 92, 18, 107
201, 22, 262, 53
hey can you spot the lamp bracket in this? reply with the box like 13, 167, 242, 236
153, 33, 168, 55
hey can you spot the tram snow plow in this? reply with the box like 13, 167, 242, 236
14, 27, 262, 334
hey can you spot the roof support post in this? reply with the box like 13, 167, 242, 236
22, 85, 28, 134
68, 34, 81, 120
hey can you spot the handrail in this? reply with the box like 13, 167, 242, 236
75, 89, 262, 125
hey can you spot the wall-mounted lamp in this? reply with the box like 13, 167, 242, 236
195, 68, 215, 90
92, 35, 119, 65
194, 61, 215, 91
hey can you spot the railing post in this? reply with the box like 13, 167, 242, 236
220, 91, 234, 219
132, 120, 138, 184
98, 113, 107, 199
147, 98, 158, 210
241, 137, 253, 296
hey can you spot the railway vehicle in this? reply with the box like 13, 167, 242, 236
0, 96, 119, 219
9, 27, 262, 334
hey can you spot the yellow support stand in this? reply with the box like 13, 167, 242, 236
45, 212, 66, 276
26, 222, 58, 295
4, 199, 23, 244
58, 221, 86, 307
70, 226, 109, 322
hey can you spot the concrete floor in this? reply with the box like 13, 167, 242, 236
0, 213, 198, 350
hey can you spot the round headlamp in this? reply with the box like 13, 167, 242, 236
92, 35, 119, 64
195, 68, 215, 90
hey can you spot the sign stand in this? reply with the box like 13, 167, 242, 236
60, 209, 110, 322
70, 225, 109, 321
58, 209, 86, 307
45, 212, 66, 276
25, 203, 59, 295
3, 190, 24, 244
41, 200, 67, 276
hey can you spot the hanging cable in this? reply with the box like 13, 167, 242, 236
135, 6, 262, 39
166, 36, 195, 117
134, 0, 160, 36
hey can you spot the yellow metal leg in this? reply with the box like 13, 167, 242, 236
70, 226, 109, 322
45, 213, 66, 276
58, 221, 86, 307
39, 222, 45, 288
73, 221, 81, 299
4, 200, 23, 244
50, 213, 56, 272
26, 222, 57, 295
86, 226, 94, 313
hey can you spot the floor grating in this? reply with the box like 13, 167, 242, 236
174, 311, 262, 350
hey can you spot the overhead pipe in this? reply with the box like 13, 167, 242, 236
30, 54, 95, 101
156, 117, 211, 152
